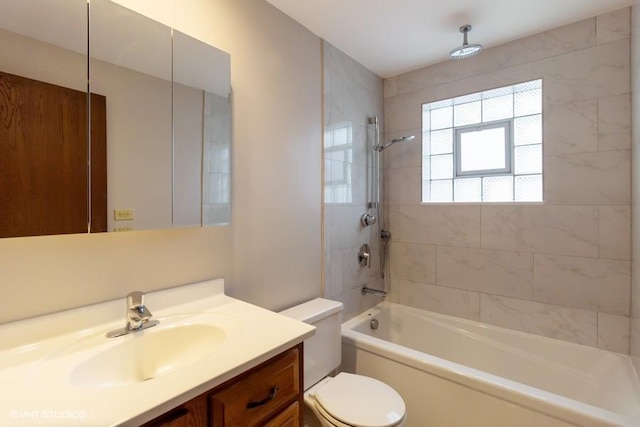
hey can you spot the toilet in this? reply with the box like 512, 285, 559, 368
280, 299, 406, 427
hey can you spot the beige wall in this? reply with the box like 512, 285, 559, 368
0, 0, 322, 324
631, 4, 640, 356
384, 9, 632, 353
209, 0, 322, 310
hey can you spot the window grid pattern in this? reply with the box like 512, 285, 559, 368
422, 79, 543, 203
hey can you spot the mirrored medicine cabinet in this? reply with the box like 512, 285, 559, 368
0, 0, 231, 238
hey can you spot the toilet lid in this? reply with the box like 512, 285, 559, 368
314, 373, 405, 427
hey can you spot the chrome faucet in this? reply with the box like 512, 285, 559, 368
361, 285, 387, 297
126, 291, 153, 330
106, 291, 160, 338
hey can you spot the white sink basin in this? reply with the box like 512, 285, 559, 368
69, 323, 226, 388
0, 279, 315, 426
29, 311, 241, 390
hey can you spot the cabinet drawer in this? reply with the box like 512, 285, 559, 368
142, 394, 207, 427
210, 348, 300, 426
264, 402, 299, 427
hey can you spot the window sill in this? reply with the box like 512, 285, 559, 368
420, 201, 545, 206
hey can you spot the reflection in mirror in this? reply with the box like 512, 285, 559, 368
0, 0, 94, 237
90, 0, 173, 232
0, 0, 232, 237
324, 122, 354, 204
173, 31, 231, 227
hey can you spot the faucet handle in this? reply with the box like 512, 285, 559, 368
127, 291, 145, 308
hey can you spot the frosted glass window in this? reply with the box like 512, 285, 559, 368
483, 86, 513, 100
422, 179, 431, 202
430, 99, 453, 109
454, 92, 482, 105
514, 145, 542, 175
422, 78, 542, 203
421, 157, 431, 182
422, 107, 431, 130
483, 176, 513, 202
454, 178, 482, 202
430, 129, 453, 155
515, 175, 543, 201
456, 122, 510, 175
431, 180, 453, 202
514, 89, 542, 117
514, 115, 542, 146
431, 106, 453, 130
454, 101, 481, 126
431, 154, 453, 179
513, 80, 542, 93
483, 95, 513, 122
422, 132, 431, 157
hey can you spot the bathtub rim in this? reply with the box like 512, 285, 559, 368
341, 302, 640, 427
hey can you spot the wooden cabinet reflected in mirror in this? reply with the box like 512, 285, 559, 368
0, 0, 231, 238
0, 71, 107, 237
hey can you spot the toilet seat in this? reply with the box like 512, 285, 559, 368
313, 373, 405, 427
313, 401, 358, 427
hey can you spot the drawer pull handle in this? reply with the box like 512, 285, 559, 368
246, 386, 279, 409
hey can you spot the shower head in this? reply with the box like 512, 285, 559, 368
449, 25, 483, 60
391, 135, 415, 143
375, 135, 416, 152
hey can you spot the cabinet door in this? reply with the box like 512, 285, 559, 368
210, 348, 300, 426
0, 71, 102, 237
263, 402, 299, 427
143, 395, 207, 427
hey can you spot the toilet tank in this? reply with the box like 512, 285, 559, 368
280, 298, 343, 389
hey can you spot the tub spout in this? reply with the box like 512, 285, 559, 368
362, 285, 387, 297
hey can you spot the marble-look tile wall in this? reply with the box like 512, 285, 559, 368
323, 41, 386, 320
631, 4, 640, 357
384, 8, 632, 353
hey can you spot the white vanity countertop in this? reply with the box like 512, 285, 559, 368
0, 279, 315, 426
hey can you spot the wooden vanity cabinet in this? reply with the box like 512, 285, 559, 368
143, 344, 303, 427
143, 395, 208, 427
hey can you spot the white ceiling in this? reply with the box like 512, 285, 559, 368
264, 0, 632, 78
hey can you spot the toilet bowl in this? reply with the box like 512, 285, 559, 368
303, 373, 406, 427
279, 299, 407, 427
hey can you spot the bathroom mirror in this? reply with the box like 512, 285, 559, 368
0, 0, 90, 237
90, 0, 174, 232
0, 0, 231, 237
173, 31, 231, 227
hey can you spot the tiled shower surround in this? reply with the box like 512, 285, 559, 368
384, 8, 632, 353
323, 41, 386, 320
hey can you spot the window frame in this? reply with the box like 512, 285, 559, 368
421, 78, 544, 204
454, 119, 513, 178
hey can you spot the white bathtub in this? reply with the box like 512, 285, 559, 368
341, 302, 640, 427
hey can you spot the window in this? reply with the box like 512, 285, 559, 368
456, 121, 511, 176
422, 79, 543, 203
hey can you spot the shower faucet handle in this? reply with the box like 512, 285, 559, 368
361, 212, 376, 227
358, 243, 371, 268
